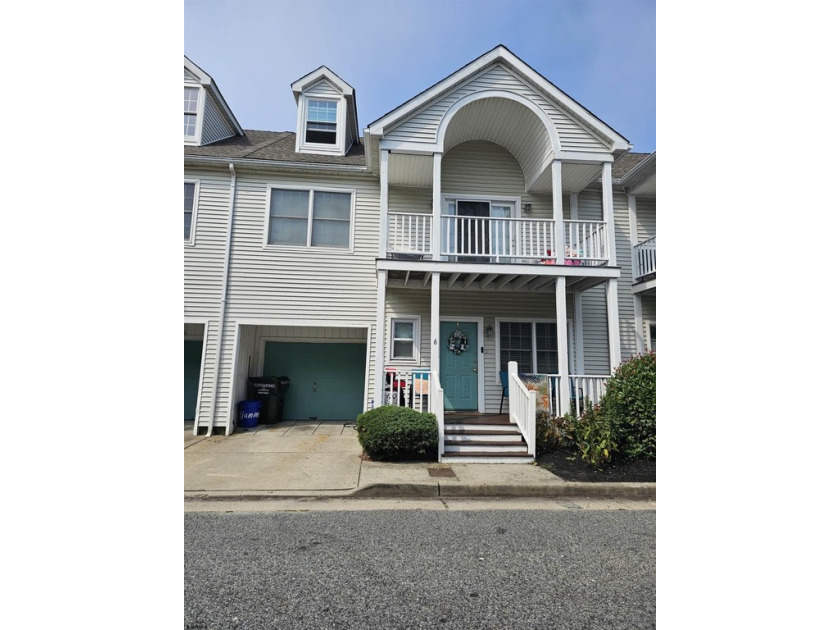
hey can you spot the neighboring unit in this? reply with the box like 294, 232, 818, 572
184, 46, 655, 463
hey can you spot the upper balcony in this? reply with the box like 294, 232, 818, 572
387, 212, 610, 267
632, 235, 656, 279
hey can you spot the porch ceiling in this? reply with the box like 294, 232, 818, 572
381, 261, 618, 293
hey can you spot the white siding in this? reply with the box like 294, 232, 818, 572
185, 68, 200, 83
386, 63, 610, 152
208, 171, 381, 427
306, 79, 341, 98
636, 197, 656, 241
576, 190, 611, 373
201, 94, 236, 145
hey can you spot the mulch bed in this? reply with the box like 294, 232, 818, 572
536, 448, 656, 483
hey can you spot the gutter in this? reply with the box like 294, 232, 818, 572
184, 155, 370, 174
204, 163, 237, 436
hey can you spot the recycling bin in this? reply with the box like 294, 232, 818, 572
248, 376, 290, 424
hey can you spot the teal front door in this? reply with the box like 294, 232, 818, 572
263, 342, 366, 420
184, 340, 203, 421
440, 321, 478, 411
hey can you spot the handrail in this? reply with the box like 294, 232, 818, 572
632, 235, 656, 279
542, 373, 610, 417
508, 361, 536, 456
431, 371, 445, 461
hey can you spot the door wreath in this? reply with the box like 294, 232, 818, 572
447, 328, 469, 355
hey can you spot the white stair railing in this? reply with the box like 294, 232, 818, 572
431, 371, 445, 461
508, 361, 536, 456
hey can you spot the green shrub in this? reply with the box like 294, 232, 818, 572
536, 409, 561, 453
355, 405, 438, 461
600, 352, 656, 459
568, 399, 618, 468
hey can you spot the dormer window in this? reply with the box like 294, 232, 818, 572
305, 100, 338, 144
184, 86, 200, 139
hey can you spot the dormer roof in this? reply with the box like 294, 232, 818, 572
184, 56, 244, 144
291, 66, 359, 153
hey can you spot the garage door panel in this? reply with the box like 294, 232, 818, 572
264, 342, 366, 421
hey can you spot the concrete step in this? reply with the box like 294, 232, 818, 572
440, 452, 534, 464
444, 433, 524, 443
444, 442, 528, 453
445, 424, 520, 433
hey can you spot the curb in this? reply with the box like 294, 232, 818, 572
184, 483, 655, 502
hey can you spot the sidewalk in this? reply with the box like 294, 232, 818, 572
184, 420, 655, 501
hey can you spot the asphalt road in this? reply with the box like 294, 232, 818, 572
185, 508, 655, 629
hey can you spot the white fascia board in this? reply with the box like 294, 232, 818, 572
377, 258, 621, 279
367, 45, 630, 153
291, 66, 354, 97
184, 56, 244, 136
558, 151, 615, 163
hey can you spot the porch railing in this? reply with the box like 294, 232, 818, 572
564, 220, 610, 265
544, 374, 611, 418
442, 215, 556, 263
508, 361, 536, 456
632, 235, 656, 280
388, 212, 432, 257
387, 212, 609, 266
383, 368, 432, 413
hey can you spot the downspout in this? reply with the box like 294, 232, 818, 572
205, 162, 237, 435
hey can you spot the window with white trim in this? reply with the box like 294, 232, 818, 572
390, 316, 420, 362
184, 87, 199, 138
498, 321, 558, 373
305, 99, 338, 144
184, 181, 198, 242
268, 188, 352, 248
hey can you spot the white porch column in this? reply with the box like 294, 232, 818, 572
378, 149, 389, 258
552, 159, 565, 260
628, 193, 638, 279
633, 293, 644, 354
601, 162, 616, 266
607, 278, 621, 371
556, 277, 571, 415
432, 152, 442, 260
574, 290, 585, 374
372, 269, 387, 407
430, 273, 441, 375
570, 192, 578, 221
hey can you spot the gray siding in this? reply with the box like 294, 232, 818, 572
201, 94, 236, 145
612, 191, 637, 362
185, 68, 200, 83
386, 63, 610, 152
576, 190, 611, 374
636, 197, 656, 241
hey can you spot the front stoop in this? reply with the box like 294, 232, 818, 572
441, 414, 533, 463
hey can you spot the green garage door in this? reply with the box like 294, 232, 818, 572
263, 342, 366, 420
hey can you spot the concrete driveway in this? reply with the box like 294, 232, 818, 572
184, 420, 362, 493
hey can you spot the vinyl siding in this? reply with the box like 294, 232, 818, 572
612, 191, 637, 362
208, 171, 381, 426
306, 79, 341, 98
185, 68, 200, 83
386, 63, 610, 152
576, 190, 611, 374
201, 93, 236, 145
636, 197, 656, 241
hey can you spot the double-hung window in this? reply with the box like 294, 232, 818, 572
184, 181, 198, 243
390, 316, 420, 362
305, 99, 337, 145
498, 321, 558, 374
268, 188, 352, 248
184, 87, 200, 139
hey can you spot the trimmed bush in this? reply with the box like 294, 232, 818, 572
600, 352, 656, 459
355, 405, 438, 461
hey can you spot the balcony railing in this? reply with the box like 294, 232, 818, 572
382, 368, 432, 412
387, 212, 609, 265
632, 235, 656, 280
542, 374, 610, 418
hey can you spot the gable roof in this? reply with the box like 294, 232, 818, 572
184, 55, 244, 136
291, 65, 360, 145
366, 45, 630, 153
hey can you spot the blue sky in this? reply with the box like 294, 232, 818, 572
185, 0, 655, 152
